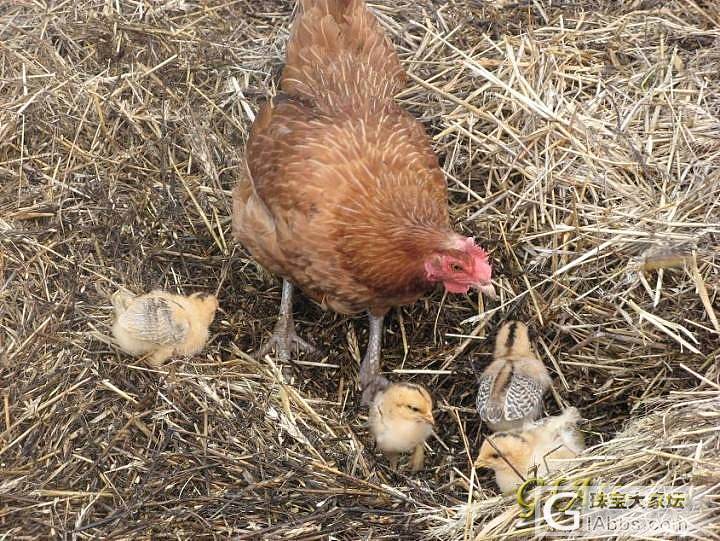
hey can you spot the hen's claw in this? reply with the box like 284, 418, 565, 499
258, 318, 316, 361
257, 279, 316, 368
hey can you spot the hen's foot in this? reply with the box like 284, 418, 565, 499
257, 279, 316, 364
258, 315, 316, 362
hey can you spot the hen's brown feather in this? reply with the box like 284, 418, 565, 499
233, 0, 452, 316
282, 0, 405, 111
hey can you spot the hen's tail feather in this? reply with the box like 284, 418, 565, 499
282, 0, 405, 110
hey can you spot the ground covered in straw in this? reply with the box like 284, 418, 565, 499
1, 0, 719, 539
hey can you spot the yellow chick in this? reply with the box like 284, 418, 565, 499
368, 382, 435, 472
475, 407, 585, 494
111, 289, 218, 366
476, 321, 552, 432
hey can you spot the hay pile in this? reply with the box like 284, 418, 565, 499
1, 0, 718, 539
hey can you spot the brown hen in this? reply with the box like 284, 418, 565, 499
233, 0, 495, 403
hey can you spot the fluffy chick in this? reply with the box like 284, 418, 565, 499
368, 382, 434, 472
476, 321, 552, 432
111, 289, 218, 366
475, 407, 585, 494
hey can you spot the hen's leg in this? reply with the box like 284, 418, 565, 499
258, 280, 316, 362
359, 313, 389, 405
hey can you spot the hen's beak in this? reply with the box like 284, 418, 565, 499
474, 281, 497, 300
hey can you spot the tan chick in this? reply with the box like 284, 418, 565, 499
476, 321, 552, 432
368, 382, 434, 472
111, 289, 218, 367
475, 407, 585, 494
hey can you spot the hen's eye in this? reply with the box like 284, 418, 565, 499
450, 263, 463, 273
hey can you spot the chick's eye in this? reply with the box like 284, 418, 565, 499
408, 405, 420, 412
490, 453, 500, 459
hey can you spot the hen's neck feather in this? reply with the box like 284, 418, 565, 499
337, 217, 453, 295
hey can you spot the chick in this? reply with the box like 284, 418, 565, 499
475, 407, 585, 494
111, 289, 218, 366
476, 321, 552, 432
368, 382, 434, 472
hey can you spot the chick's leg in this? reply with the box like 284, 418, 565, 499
258, 280, 315, 362
359, 313, 389, 405
386, 452, 399, 472
409, 444, 425, 473
147, 347, 173, 367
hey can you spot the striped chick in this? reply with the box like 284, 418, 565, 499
476, 321, 552, 432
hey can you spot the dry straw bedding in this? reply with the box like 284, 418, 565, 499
1, 0, 719, 539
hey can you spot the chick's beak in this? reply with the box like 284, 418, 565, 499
474, 457, 489, 469
423, 414, 435, 426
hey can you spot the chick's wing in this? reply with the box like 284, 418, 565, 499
504, 374, 544, 421
476, 373, 503, 422
118, 296, 189, 346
